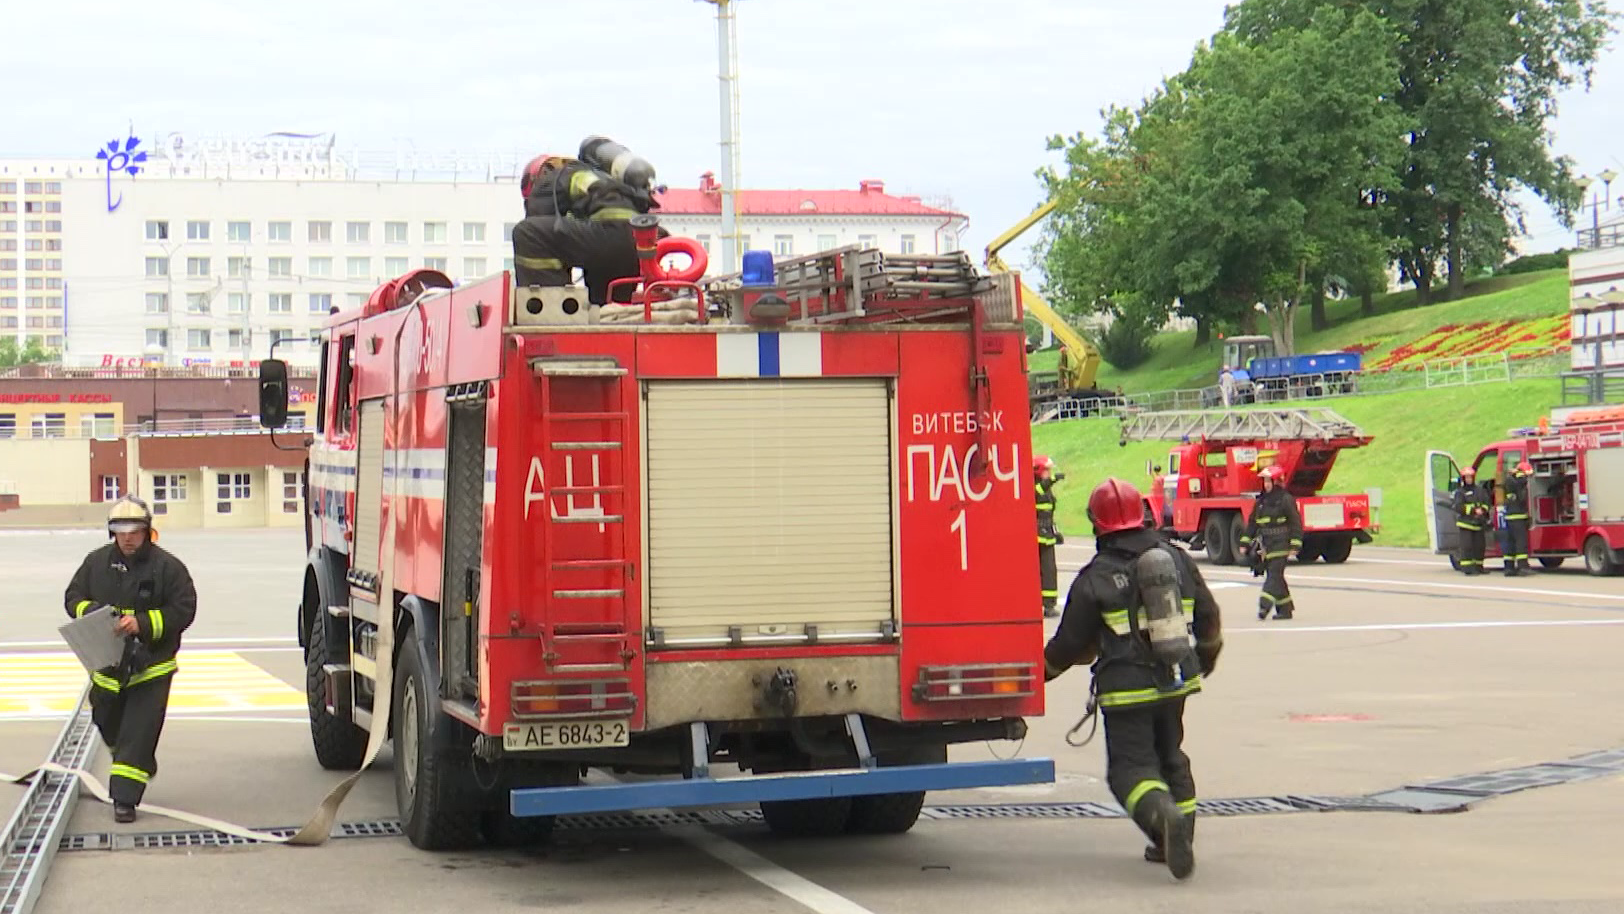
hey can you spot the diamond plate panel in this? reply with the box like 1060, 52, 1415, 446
1417, 763, 1610, 797
922, 802, 1125, 820
1364, 789, 1475, 814
442, 397, 486, 698
1192, 797, 1301, 817
643, 655, 901, 730
1563, 748, 1624, 771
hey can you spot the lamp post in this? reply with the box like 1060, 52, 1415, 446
1576, 168, 1618, 248
143, 342, 164, 430
698, 0, 742, 274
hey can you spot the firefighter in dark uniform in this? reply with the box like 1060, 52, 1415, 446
1452, 466, 1492, 575
1035, 455, 1064, 618
63, 496, 197, 823
1502, 461, 1532, 576
1044, 477, 1224, 881
1240, 464, 1302, 620
510, 136, 661, 305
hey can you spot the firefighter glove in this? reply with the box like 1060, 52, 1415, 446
1196, 639, 1222, 677
1055, 531, 1065, 545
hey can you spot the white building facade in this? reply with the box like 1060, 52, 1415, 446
1, 135, 966, 370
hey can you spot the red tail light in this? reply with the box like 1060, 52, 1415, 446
511, 679, 637, 720
912, 663, 1037, 703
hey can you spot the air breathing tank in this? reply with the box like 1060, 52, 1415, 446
579, 136, 656, 190
1133, 545, 1195, 677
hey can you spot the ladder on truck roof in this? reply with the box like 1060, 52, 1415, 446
1119, 407, 1368, 444
709, 245, 1009, 326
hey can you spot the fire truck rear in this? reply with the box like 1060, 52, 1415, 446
256, 222, 1053, 850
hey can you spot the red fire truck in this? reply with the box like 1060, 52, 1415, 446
1426, 406, 1624, 575
1121, 408, 1378, 564
255, 218, 1053, 850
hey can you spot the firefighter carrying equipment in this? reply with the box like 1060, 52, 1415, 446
1035, 456, 1062, 617
63, 518, 197, 810
1132, 546, 1195, 673
1453, 475, 1492, 575
1502, 463, 1532, 576
1241, 476, 1302, 620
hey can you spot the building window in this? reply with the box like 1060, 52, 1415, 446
818, 234, 837, 251
0, 414, 14, 438
503, 257, 514, 274
900, 234, 917, 254
268, 256, 292, 277
385, 222, 408, 244
503, 222, 516, 242
268, 221, 292, 243
152, 473, 187, 515
24, 181, 43, 193
187, 256, 211, 277
384, 257, 408, 276
31, 413, 66, 438
347, 256, 370, 280
228, 328, 251, 349
101, 475, 122, 500
145, 220, 169, 241
424, 257, 447, 272
44, 220, 61, 233
938, 230, 958, 252
145, 257, 168, 277
309, 292, 332, 314
46, 239, 61, 252
463, 257, 487, 278
145, 329, 168, 349
228, 256, 251, 278
462, 223, 485, 243
346, 221, 370, 244
424, 222, 447, 244
228, 221, 251, 243
187, 329, 212, 350
774, 235, 794, 256
858, 234, 877, 249
82, 413, 116, 438
145, 292, 168, 314
228, 292, 249, 314
187, 220, 210, 241
282, 471, 301, 513
186, 292, 210, 314
347, 292, 368, 309
269, 293, 292, 313
308, 256, 332, 277
308, 221, 332, 243
0, 182, 13, 193
216, 471, 252, 513
0, 259, 15, 271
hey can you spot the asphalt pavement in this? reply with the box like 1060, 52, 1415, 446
4, 528, 1621, 914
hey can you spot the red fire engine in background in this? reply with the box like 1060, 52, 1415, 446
1427, 406, 1624, 575
256, 215, 1053, 850
1121, 408, 1379, 565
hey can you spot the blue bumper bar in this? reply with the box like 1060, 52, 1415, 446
510, 757, 1056, 818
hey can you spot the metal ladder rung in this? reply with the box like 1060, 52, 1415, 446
549, 631, 630, 642
552, 441, 622, 450
550, 514, 623, 524
553, 589, 626, 599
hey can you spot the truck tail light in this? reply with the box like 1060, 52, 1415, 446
511, 679, 637, 719
912, 663, 1037, 703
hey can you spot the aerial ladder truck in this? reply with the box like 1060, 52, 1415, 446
1120, 407, 1379, 565
984, 200, 1112, 421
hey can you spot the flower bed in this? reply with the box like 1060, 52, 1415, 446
1365, 316, 1569, 371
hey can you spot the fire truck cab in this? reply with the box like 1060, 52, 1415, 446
1426, 406, 1624, 575
256, 224, 1053, 851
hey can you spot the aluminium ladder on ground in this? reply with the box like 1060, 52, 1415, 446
1118, 407, 1368, 443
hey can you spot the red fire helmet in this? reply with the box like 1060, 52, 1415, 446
1087, 477, 1145, 535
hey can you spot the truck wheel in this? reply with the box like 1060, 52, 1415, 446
1583, 536, 1619, 577
1319, 537, 1353, 564
479, 762, 577, 847
394, 626, 484, 850
1295, 536, 1322, 563
1538, 557, 1564, 570
760, 797, 854, 838
305, 606, 368, 771
1204, 515, 1232, 565
1226, 514, 1249, 566
845, 744, 947, 835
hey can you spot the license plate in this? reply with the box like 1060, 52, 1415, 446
503, 720, 630, 752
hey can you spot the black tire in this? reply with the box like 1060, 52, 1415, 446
1538, 557, 1564, 570
394, 626, 484, 851
1294, 536, 1322, 564
1583, 536, 1618, 577
481, 809, 556, 847
1226, 513, 1249, 566
1319, 536, 1353, 564
479, 762, 576, 847
306, 607, 368, 771
1448, 554, 1462, 572
1204, 514, 1231, 565
760, 797, 854, 838
846, 744, 947, 835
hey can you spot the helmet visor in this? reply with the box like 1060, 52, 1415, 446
108, 521, 148, 534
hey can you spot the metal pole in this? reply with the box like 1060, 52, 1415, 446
713, 0, 741, 273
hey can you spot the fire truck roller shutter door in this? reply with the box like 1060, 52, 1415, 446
643, 378, 896, 648
352, 399, 387, 577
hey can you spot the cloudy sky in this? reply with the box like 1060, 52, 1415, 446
7, 0, 1621, 277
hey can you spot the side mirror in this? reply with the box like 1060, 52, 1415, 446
258, 358, 290, 429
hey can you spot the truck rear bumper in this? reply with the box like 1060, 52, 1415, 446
509, 757, 1056, 818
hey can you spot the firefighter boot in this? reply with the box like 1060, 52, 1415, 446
114, 803, 136, 824
1144, 815, 1194, 864
1135, 792, 1194, 880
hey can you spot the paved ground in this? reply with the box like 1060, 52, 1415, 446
4, 528, 1622, 913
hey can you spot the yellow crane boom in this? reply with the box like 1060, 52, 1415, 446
983, 199, 1104, 393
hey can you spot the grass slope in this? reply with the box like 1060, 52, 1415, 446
1032, 269, 1567, 394
1031, 376, 1561, 548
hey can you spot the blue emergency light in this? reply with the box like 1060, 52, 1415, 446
741, 250, 776, 286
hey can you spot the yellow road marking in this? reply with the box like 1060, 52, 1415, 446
0, 651, 305, 719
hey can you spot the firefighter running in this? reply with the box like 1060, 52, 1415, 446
1035, 454, 1064, 618
1453, 466, 1492, 575
1240, 465, 1302, 620
1502, 461, 1532, 576
62, 496, 198, 823
510, 135, 662, 305
1043, 478, 1224, 881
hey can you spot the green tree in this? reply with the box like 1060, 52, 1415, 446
0, 337, 56, 369
1224, 0, 1618, 303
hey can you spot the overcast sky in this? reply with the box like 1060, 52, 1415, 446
7, 0, 1621, 279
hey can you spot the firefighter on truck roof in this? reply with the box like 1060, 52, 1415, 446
63, 495, 197, 824
1034, 454, 1064, 618
511, 135, 662, 305
1240, 464, 1302, 621
1452, 466, 1492, 576
1043, 477, 1224, 881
